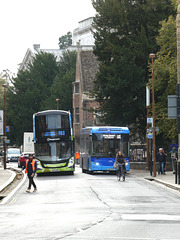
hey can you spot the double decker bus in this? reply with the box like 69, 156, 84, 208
33, 110, 75, 174
80, 126, 130, 173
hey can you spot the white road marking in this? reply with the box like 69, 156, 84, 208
121, 214, 180, 221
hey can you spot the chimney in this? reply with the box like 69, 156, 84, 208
33, 44, 40, 53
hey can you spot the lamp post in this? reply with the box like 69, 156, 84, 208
146, 85, 150, 171
56, 99, 59, 110
2, 84, 7, 170
149, 53, 156, 177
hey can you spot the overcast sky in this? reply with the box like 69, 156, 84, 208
0, 0, 96, 75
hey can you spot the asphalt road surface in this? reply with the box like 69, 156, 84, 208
1, 165, 180, 240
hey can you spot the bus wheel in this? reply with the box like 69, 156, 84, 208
82, 169, 86, 173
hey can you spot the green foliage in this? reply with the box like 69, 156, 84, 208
0, 77, 6, 110
58, 32, 72, 49
6, 52, 58, 146
42, 50, 77, 112
6, 50, 77, 146
149, 15, 177, 149
171, 0, 178, 10
92, 0, 175, 139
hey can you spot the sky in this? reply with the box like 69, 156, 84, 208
0, 0, 96, 75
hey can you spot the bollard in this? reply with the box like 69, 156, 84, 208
149, 160, 153, 176
1, 156, 4, 168
178, 162, 180, 185
175, 161, 178, 184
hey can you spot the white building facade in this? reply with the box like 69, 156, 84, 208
72, 17, 95, 46
19, 17, 95, 71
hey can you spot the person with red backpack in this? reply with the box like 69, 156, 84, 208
25, 153, 37, 193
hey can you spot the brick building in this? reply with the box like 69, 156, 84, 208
73, 49, 99, 152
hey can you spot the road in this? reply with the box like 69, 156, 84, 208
1, 164, 180, 240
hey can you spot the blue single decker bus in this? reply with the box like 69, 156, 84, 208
80, 126, 130, 173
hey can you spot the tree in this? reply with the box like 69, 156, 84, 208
0, 69, 13, 113
0, 76, 6, 110
92, 0, 176, 140
6, 52, 58, 146
42, 50, 77, 113
149, 14, 177, 149
58, 32, 72, 49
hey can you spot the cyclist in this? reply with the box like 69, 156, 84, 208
115, 151, 126, 181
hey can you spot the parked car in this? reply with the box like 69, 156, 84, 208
18, 152, 35, 168
7, 148, 21, 163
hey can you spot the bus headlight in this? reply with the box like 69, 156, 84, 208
68, 157, 74, 168
36, 160, 42, 169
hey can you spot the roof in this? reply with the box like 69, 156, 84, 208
81, 126, 129, 134
33, 110, 70, 116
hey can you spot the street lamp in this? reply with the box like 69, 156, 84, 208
2, 84, 7, 170
146, 85, 150, 171
149, 53, 156, 177
56, 99, 59, 110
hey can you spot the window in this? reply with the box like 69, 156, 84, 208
75, 83, 79, 94
75, 107, 79, 123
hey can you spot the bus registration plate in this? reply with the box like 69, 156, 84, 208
51, 169, 60, 172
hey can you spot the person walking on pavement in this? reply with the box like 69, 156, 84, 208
157, 148, 166, 175
169, 147, 178, 174
25, 153, 37, 193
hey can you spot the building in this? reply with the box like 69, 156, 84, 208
72, 48, 99, 152
18, 44, 64, 71
72, 17, 95, 46
18, 17, 100, 153
19, 17, 95, 71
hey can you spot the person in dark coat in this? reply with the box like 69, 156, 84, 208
157, 148, 166, 175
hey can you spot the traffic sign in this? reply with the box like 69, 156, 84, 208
149, 127, 159, 132
147, 118, 153, 124
147, 133, 153, 139
6, 126, 10, 133
147, 129, 153, 139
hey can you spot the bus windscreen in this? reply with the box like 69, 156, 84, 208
92, 133, 129, 158
35, 141, 72, 161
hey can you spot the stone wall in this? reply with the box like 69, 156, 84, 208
130, 162, 172, 171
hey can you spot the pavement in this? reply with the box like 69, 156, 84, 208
130, 169, 180, 192
0, 164, 180, 200
0, 166, 16, 192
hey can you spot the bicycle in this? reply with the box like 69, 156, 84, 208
117, 163, 125, 181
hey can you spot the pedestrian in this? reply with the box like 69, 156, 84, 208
25, 153, 37, 193
157, 148, 166, 175
169, 147, 178, 174
163, 149, 168, 173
